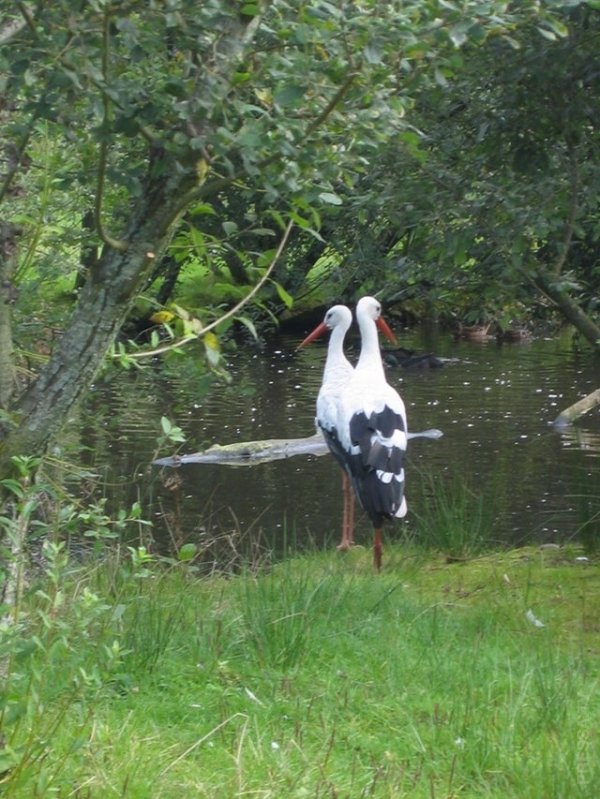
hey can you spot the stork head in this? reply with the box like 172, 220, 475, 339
356, 296, 397, 344
298, 304, 352, 348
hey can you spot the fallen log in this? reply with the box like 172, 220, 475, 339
553, 388, 600, 428
153, 428, 443, 468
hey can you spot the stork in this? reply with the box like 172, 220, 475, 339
336, 296, 408, 570
298, 305, 356, 550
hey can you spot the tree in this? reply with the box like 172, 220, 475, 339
320, 2, 600, 342
0, 0, 578, 473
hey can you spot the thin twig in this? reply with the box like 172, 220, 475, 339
125, 218, 294, 359
305, 71, 359, 137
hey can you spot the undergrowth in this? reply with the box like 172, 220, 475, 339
0, 544, 598, 798
1, 458, 598, 797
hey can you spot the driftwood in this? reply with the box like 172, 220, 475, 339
553, 388, 600, 428
153, 428, 444, 468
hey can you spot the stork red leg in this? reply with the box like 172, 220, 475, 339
337, 473, 354, 550
373, 527, 383, 571
347, 489, 355, 547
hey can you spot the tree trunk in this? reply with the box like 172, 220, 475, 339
75, 208, 99, 292
0, 221, 18, 408
533, 268, 600, 350
0, 170, 195, 467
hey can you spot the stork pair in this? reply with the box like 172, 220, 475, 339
300, 296, 407, 571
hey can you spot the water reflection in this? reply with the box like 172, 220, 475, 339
81, 327, 600, 559
558, 426, 600, 455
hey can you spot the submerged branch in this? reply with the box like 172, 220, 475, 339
153, 428, 443, 468
553, 388, 600, 428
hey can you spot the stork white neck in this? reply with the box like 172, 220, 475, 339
355, 301, 385, 379
323, 319, 350, 381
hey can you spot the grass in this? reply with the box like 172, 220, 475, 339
410, 468, 508, 560
1, 543, 599, 797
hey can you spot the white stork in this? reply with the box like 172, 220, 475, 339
299, 305, 356, 550
336, 296, 408, 571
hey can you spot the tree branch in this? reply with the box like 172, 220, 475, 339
15, 2, 36, 37
0, 112, 39, 209
94, 7, 129, 253
531, 266, 600, 349
553, 150, 578, 277
125, 218, 294, 359
304, 71, 359, 137
0, 5, 31, 43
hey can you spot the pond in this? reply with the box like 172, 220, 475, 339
80, 323, 600, 565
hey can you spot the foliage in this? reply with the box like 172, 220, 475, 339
310, 3, 600, 336
0, 463, 152, 792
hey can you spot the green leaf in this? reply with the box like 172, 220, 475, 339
434, 68, 448, 87
204, 332, 221, 367
178, 543, 197, 562
273, 281, 294, 309
449, 27, 467, 48
160, 417, 172, 435
536, 27, 557, 41
363, 44, 382, 65
222, 221, 238, 236
0, 479, 24, 498
545, 18, 569, 38
318, 192, 343, 206
241, 3, 260, 16
274, 84, 305, 108
257, 248, 278, 267
289, 210, 311, 229
189, 203, 216, 216
236, 315, 259, 340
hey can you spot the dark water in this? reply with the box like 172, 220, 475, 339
81, 325, 600, 562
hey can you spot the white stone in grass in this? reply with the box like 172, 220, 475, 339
525, 609, 545, 628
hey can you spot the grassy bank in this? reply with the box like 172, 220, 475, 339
1, 543, 599, 797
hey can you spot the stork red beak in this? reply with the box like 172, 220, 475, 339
297, 321, 329, 349
376, 316, 397, 345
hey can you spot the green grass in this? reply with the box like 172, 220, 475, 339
409, 467, 508, 559
1, 545, 600, 797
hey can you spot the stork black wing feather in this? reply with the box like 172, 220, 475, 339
346, 406, 407, 523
